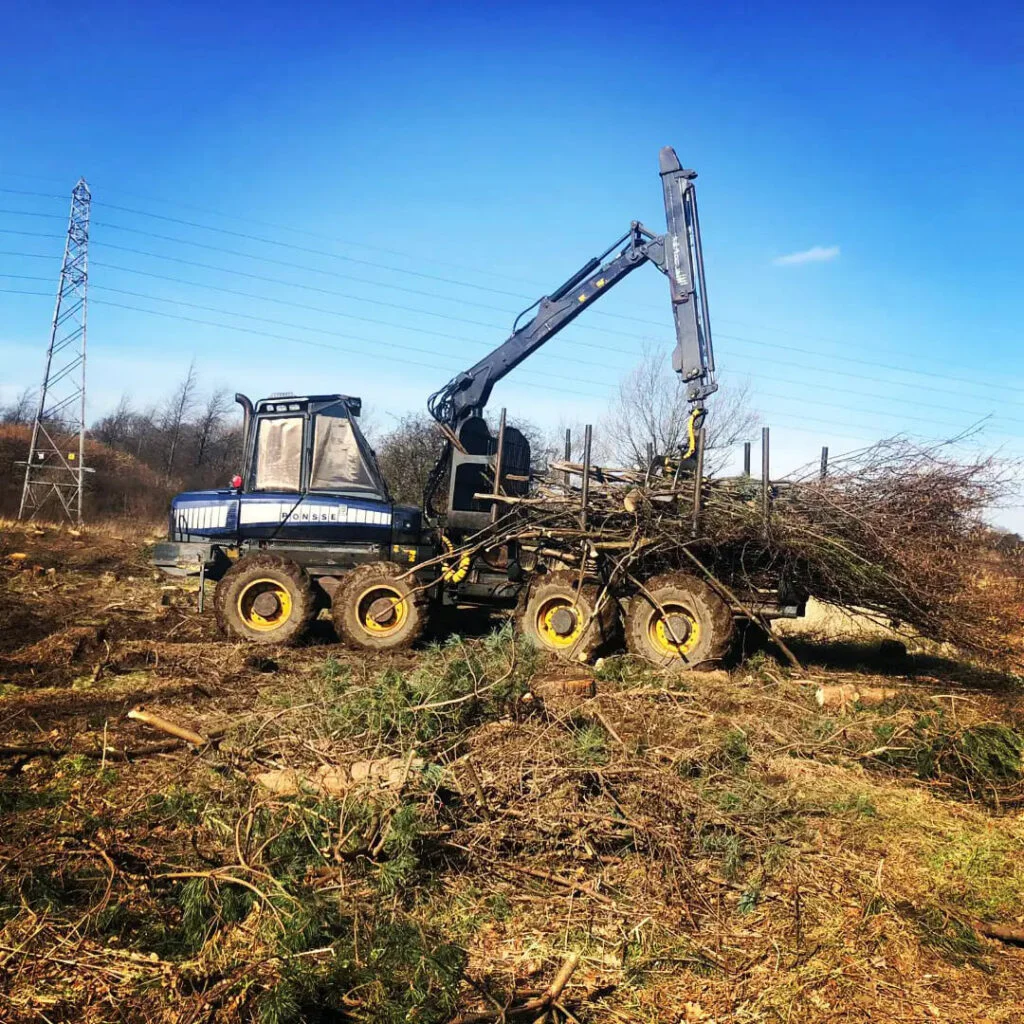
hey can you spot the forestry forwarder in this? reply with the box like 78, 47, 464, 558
152, 147, 798, 666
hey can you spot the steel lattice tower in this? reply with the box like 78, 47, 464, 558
18, 178, 91, 524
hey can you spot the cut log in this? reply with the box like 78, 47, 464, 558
256, 768, 309, 796
531, 676, 597, 701
256, 756, 425, 798
348, 756, 424, 787
815, 684, 900, 710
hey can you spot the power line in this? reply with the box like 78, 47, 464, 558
86, 264, 634, 379
0, 210, 606, 333
0, 228, 65, 241
727, 366, 1024, 427
71, 286, 1024, 435
0, 186, 67, 199
89, 225, 639, 345
5, 266, 1023, 432
4, 207, 1024, 403
5, 282, 1019, 443
0, 203, 554, 314
3, 255, 1018, 428
5, 188, 1024, 399
754, 390, 1006, 434
1, 261, 631, 378
74, 279, 1024, 426
0, 183, 547, 287
5, 286, 1021, 453
89, 283, 620, 392
717, 331, 1023, 398
0, 249, 59, 258
85, 296, 615, 403
715, 342, 1024, 409
4, 234, 1022, 413
90, 216, 540, 301
5, 186, 1021, 397
4, 204, 1024, 426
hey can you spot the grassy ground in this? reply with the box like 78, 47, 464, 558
1, 519, 1023, 1023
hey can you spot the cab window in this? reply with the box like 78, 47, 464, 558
254, 416, 303, 491
309, 413, 377, 492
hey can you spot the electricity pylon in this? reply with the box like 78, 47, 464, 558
18, 178, 91, 524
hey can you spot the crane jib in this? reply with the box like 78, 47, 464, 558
426, 145, 717, 431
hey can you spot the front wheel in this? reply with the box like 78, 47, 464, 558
214, 553, 316, 645
332, 561, 428, 651
625, 573, 734, 669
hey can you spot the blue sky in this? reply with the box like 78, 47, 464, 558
2, 1, 1023, 520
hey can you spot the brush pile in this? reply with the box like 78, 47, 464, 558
473, 437, 1024, 665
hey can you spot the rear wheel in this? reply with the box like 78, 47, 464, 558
519, 571, 616, 662
625, 573, 733, 669
332, 561, 427, 651
214, 553, 316, 645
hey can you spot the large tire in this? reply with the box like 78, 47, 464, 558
332, 561, 428, 652
214, 553, 316, 645
519, 571, 616, 663
625, 572, 734, 670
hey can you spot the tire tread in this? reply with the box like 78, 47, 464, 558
213, 552, 316, 645
331, 561, 427, 651
625, 571, 733, 668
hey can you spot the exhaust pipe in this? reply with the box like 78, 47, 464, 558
235, 393, 253, 479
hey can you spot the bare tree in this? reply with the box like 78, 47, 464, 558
162, 361, 198, 478
535, 418, 591, 469
1, 387, 35, 425
194, 388, 231, 468
602, 345, 759, 472
132, 406, 159, 460
91, 394, 134, 446
375, 412, 447, 506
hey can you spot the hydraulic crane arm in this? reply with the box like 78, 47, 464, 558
659, 147, 717, 406
427, 146, 717, 430
428, 224, 656, 426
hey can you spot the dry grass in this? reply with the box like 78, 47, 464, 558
1, 520, 1023, 1022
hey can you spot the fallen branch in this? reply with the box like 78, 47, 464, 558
0, 739, 185, 761
126, 707, 208, 747
593, 709, 625, 747
462, 756, 491, 820
451, 952, 580, 1022
445, 842, 616, 907
975, 920, 1024, 946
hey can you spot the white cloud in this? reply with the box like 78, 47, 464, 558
772, 245, 840, 266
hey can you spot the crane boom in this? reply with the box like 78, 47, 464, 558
427, 146, 717, 430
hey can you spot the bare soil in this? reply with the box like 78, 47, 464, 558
1, 519, 1023, 1023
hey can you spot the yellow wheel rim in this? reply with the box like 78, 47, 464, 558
237, 578, 293, 632
356, 584, 409, 636
648, 603, 700, 658
535, 596, 585, 649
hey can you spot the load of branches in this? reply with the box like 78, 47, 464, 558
466, 435, 1023, 665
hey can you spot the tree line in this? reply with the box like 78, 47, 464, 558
1, 349, 758, 520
